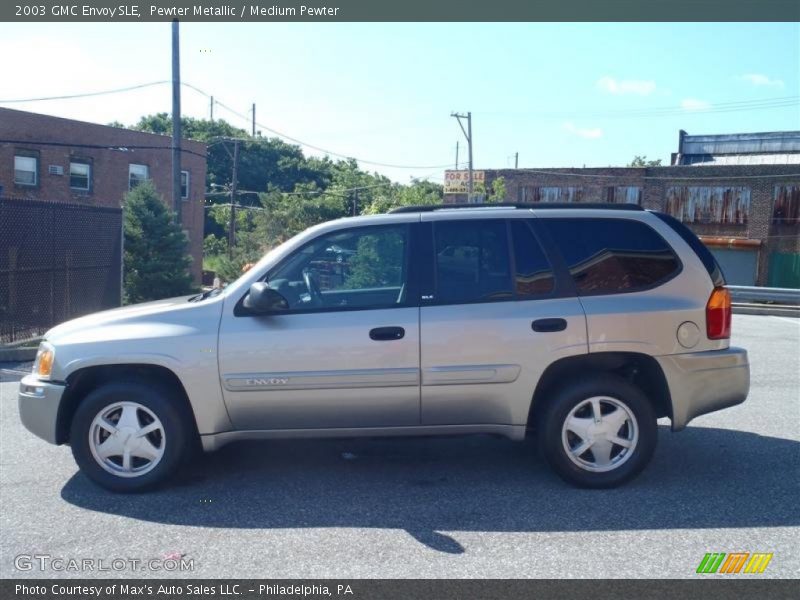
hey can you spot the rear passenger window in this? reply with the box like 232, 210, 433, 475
540, 218, 680, 295
434, 220, 513, 304
511, 220, 555, 297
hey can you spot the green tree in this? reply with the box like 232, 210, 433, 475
487, 176, 507, 203
130, 113, 331, 193
344, 231, 405, 289
361, 180, 443, 214
473, 176, 507, 203
628, 155, 663, 167
123, 182, 195, 304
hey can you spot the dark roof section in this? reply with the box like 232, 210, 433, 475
389, 202, 645, 213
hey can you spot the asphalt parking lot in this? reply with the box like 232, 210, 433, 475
0, 314, 797, 579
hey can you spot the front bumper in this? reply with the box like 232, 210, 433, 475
18, 374, 66, 444
656, 347, 750, 431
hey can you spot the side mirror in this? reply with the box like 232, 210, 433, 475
243, 282, 289, 314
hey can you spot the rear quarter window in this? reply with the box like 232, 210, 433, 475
539, 218, 681, 295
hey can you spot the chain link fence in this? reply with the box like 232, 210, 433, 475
0, 196, 122, 344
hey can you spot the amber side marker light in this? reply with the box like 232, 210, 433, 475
34, 344, 54, 378
706, 287, 732, 340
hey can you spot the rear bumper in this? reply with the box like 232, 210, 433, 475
18, 374, 65, 445
656, 347, 749, 431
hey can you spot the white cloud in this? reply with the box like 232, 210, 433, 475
681, 98, 712, 111
740, 73, 785, 88
596, 76, 656, 96
563, 121, 603, 139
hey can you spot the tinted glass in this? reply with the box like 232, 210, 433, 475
434, 220, 513, 303
511, 220, 555, 297
541, 218, 680, 294
267, 224, 408, 311
654, 211, 725, 286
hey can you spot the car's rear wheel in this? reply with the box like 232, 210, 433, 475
70, 381, 190, 492
538, 374, 657, 488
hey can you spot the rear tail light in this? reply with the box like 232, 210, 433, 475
706, 287, 731, 339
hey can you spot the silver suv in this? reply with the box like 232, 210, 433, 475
18, 204, 749, 491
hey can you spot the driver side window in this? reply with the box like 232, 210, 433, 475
266, 224, 409, 311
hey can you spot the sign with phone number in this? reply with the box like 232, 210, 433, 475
444, 170, 485, 194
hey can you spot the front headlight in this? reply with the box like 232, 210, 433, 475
33, 342, 55, 380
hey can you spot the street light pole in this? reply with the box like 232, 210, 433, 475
228, 139, 239, 259
171, 19, 182, 224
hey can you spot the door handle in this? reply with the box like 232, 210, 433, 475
369, 326, 405, 341
532, 318, 568, 333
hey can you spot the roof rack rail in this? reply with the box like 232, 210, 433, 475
389, 202, 644, 213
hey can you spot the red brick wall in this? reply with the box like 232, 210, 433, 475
0, 108, 206, 283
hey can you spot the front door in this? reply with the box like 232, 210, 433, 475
218, 223, 420, 430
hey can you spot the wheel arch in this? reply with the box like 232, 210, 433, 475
56, 364, 199, 445
527, 352, 672, 433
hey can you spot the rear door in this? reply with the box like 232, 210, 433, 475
419, 215, 587, 427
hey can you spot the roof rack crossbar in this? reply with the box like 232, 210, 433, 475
389, 202, 645, 213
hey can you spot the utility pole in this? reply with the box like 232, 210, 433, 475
515, 152, 519, 169
352, 189, 358, 216
251, 103, 256, 137
228, 140, 239, 259
451, 112, 474, 202
171, 19, 182, 224
455, 141, 459, 170
210, 96, 214, 121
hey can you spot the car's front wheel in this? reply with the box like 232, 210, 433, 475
70, 381, 191, 492
537, 374, 657, 488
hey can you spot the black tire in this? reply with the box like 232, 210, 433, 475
537, 373, 657, 488
70, 380, 192, 493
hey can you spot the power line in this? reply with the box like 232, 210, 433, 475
5, 80, 794, 120
204, 169, 454, 204
0, 79, 456, 170
477, 96, 800, 120
0, 138, 207, 159
0, 81, 170, 103
185, 83, 457, 169
204, 161, 465, 201
5, 77, 797, 171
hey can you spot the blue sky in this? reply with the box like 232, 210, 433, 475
1, 22, 798, 182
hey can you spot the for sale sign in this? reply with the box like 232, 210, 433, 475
444, 170, 485, 194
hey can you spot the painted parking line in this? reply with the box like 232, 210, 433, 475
771, 316, 800, 325
0, 369, 29, 381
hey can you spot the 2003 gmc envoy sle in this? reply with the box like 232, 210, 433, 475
19, 203, 750, 492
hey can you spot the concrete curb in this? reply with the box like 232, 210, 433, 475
733, 304, 799, 317
0, 347, 38, 362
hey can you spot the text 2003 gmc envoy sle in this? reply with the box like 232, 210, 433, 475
19, 203, 749, 491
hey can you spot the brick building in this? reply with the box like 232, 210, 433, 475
0, 108, 207, 282
445, 131, 800, 287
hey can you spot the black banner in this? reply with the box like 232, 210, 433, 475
3, 580, 799, 600
3, 0, 800, 22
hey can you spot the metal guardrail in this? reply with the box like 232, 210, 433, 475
728, 286, 800, 305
